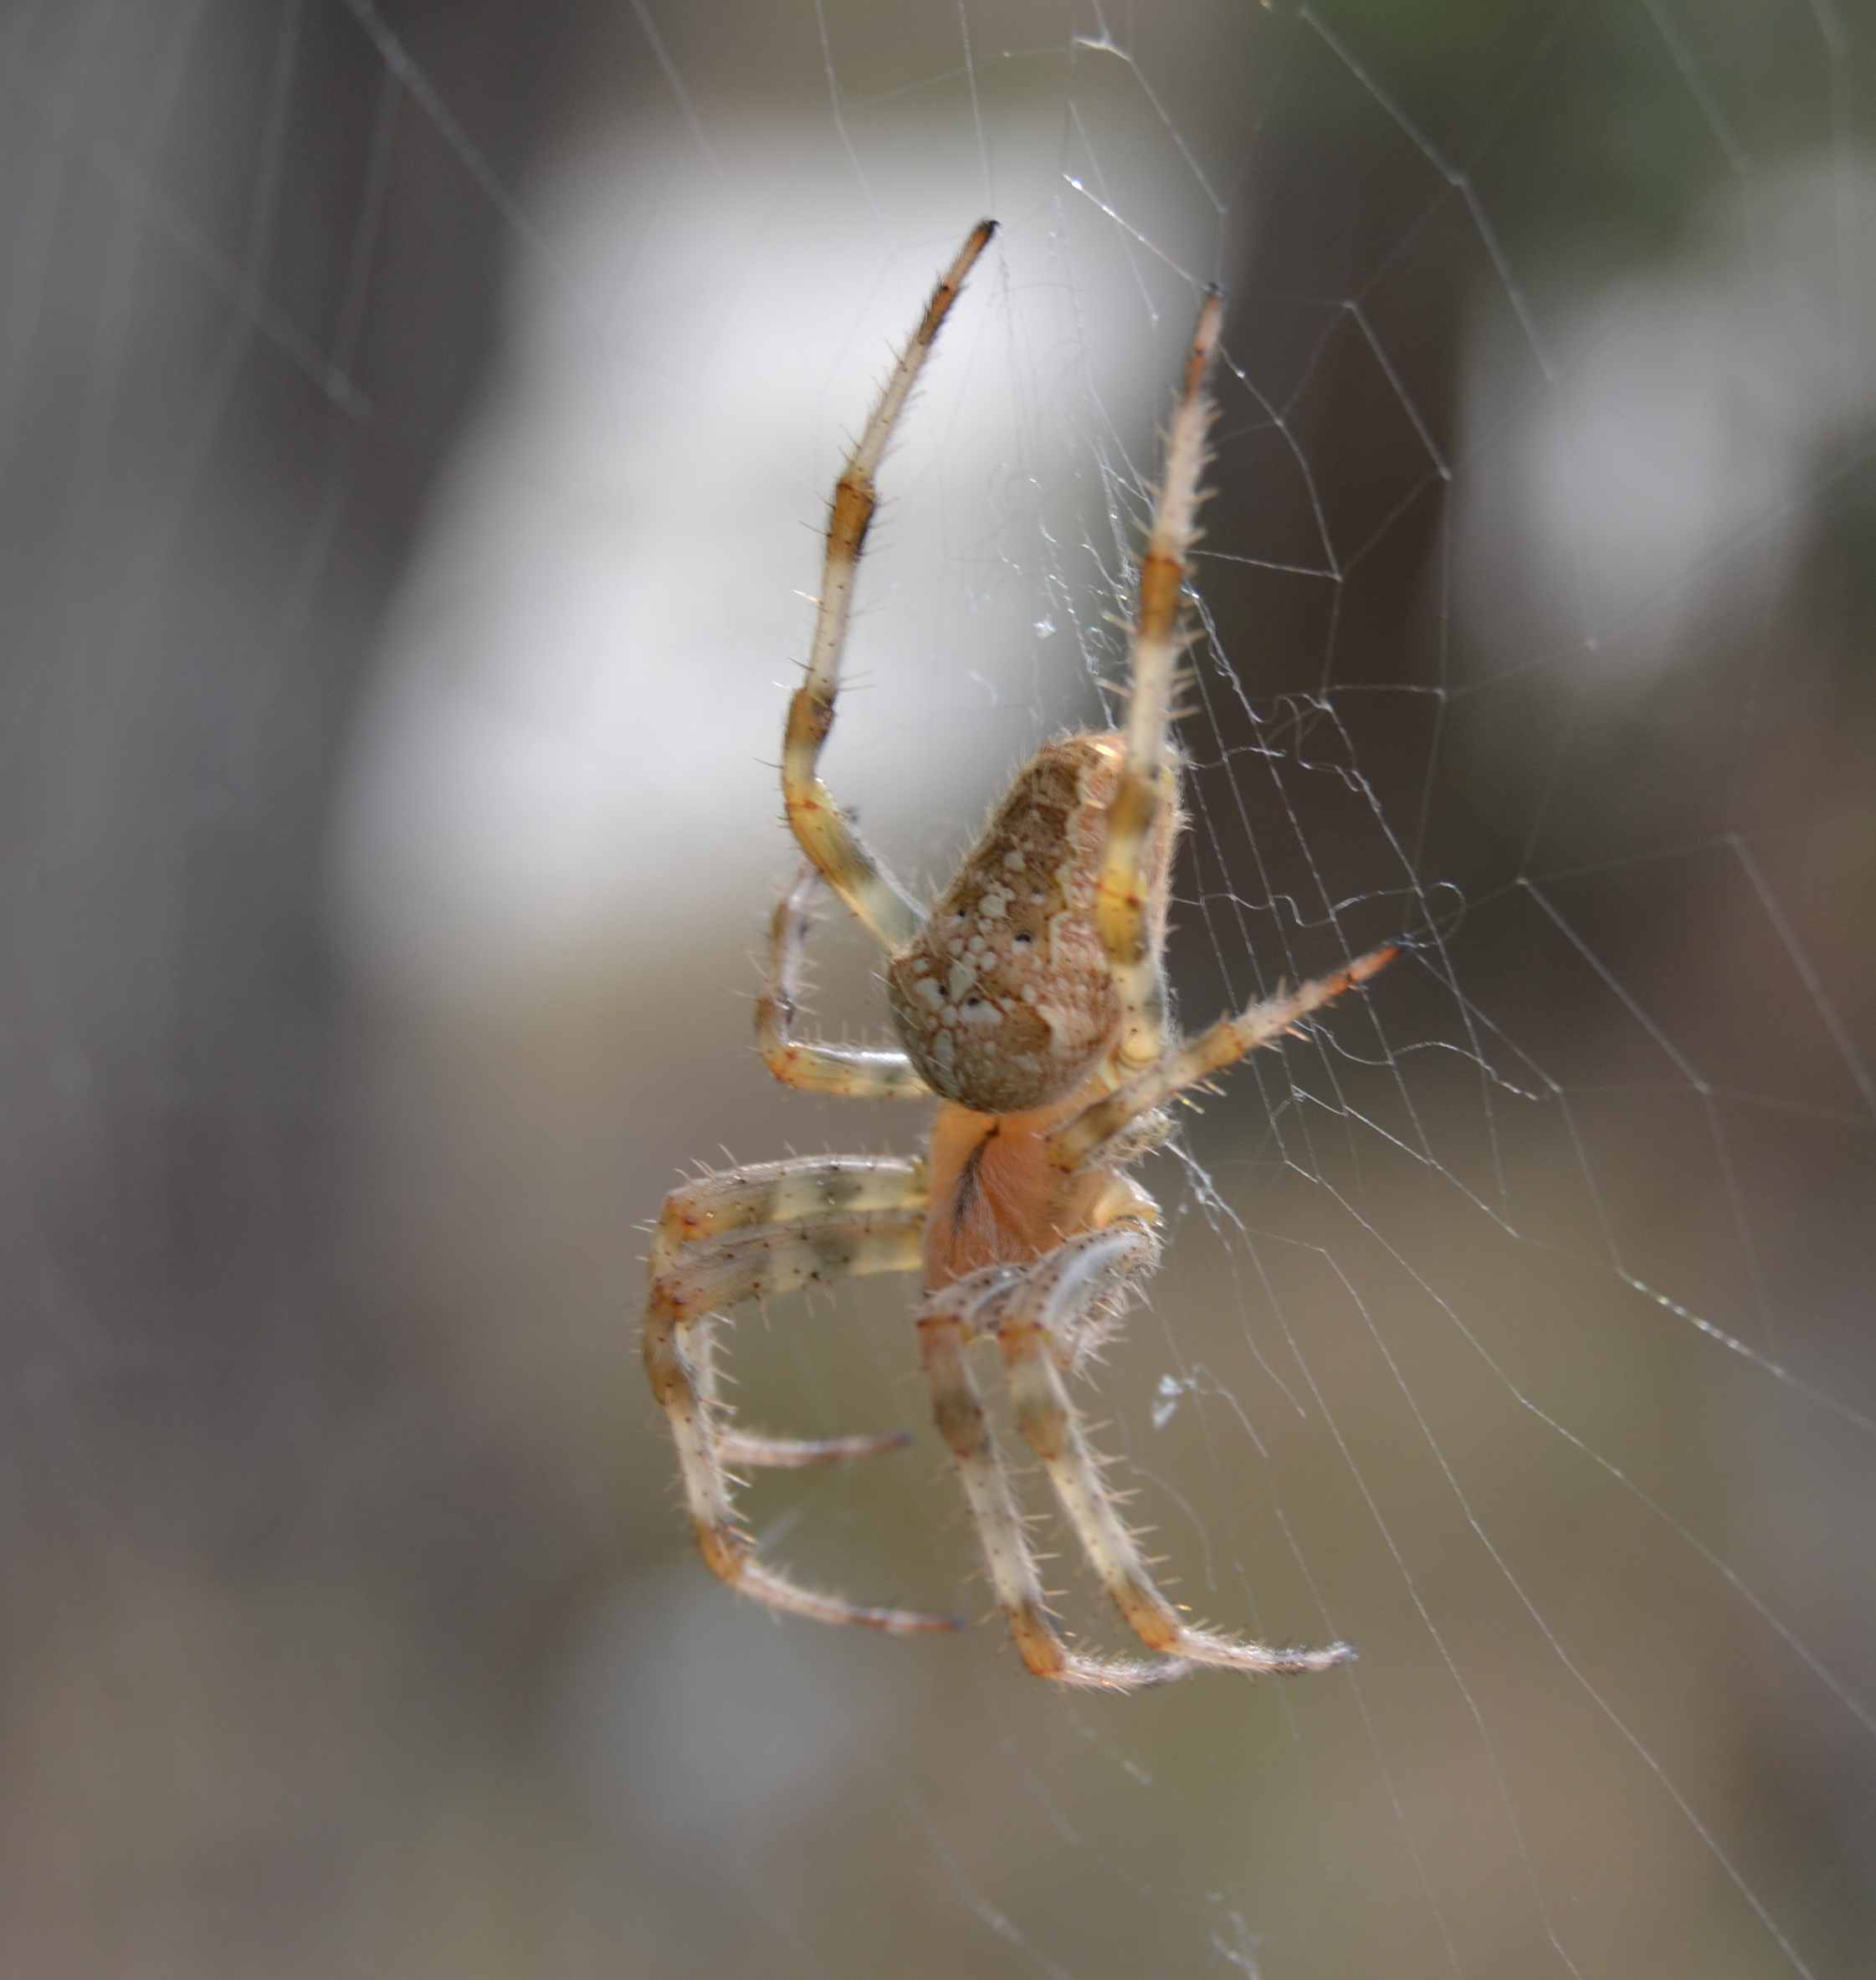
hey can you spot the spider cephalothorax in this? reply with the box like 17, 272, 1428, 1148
885, 736, 1177, 1114
644, 223, 1397, 1690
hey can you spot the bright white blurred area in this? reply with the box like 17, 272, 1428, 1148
1466, 151, 1876, 670
6, 4, 1874, 1979
332, 144, 1123, 992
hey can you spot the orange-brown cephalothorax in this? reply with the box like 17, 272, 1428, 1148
920, 1093, 1130, 1288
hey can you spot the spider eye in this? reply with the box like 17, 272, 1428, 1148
1012, 932, 1033, 947
964, 996, 983, 1008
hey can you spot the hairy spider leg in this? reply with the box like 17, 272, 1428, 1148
1095, 290, 1225, 1079
993, 1227, 1355, 1675
916, 1270, 1195, 1692
782, 219, 997, 952
757, 866, 932, 1099
654, 1157, 930, 1259
644, 1196, 956, 1631
1049, 941, 1401, 1175
654, 1155, 929, 1468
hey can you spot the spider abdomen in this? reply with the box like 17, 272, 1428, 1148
885, 735, 1132, 1113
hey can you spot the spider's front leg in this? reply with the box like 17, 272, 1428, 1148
645, 1155, 955, 1631
916, 1269, 1194, 1692
992, 1225, 1356, 1679
654, 1155, 928, 1467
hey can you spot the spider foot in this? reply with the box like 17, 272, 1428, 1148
1151, 1622, 1356, 1677
703, 1527, 958, 1635
1001, 1596, 1197, 1691
1048, 1650, 1197, 1692
736, 1557, 958, 1635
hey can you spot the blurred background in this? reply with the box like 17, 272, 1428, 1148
4, 2, 1873, 1975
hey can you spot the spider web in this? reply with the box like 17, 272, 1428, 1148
5, 3, 1873, 1977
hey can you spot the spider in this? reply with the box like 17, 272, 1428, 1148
643, 222, 1397, 1690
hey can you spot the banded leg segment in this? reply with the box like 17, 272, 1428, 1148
782, 221, 997, 951
994, 1228, 1356, 1677
1097, 291, 1223, 1077
654, 1156, 927, 1467
917, 1271, 1192, 1692
644, 1203, 953, 1631
689, 1316, 911, 1471
1051, 941, 1399, 1174
653, 1154, 927, 1270
756, 868, 930, 1099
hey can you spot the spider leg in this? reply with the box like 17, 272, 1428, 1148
1048, 941, 1399, 1175
654, 1155, 929, 1261
644, 1198, 955, 1631
659, 1157, 936, 1470
654, 1157, 925, 1468
993, 1226, 1355, 1677
756, 867, 931, 1099
782, 221, 996, 952
685, 1312, 913, 1471
1096, 290, 1224, 1078
916, 1270, 1194, 1692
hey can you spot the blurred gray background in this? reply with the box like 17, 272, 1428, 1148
5, 3, 1873, 1976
